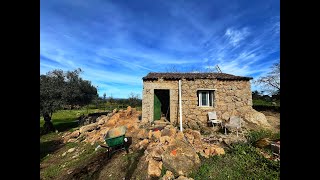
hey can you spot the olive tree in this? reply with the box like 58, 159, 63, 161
40, 68, 97, 134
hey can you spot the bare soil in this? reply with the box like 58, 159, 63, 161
260, 110, 280, 132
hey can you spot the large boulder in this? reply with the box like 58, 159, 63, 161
162, 140, 201, 176
241, 109, 271, 128
79, 123, 99, 133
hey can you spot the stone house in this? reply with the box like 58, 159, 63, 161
141, 72, 266, 130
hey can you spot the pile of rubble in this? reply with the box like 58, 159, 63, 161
133, 124, 226, 179
62, 106, 140, 144
61, 106, 228, 179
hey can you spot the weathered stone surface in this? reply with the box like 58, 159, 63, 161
175, 131, 185, 141
105, 114, 120, 127
203, 148, 210, 158
137, 129, 148, 139
98, 118, 105, 125
150, 146, 164, 161
161, 170, 175, 180
160, 136, 172, 144
162, 140, 201, 176
221, 111, 231, 121
137, 139, 149, 150
161, 128, 171, 137
187, 121, 200, 130
149, 130, 162, 142
126, 106, 132, 117
184, 132, 194, 144
209, 145, 225, 155
99, 128, 110, 136
79, 123, 98, 133
184, 129, 201, 143
142, 77, 259, 129
243, 110, 271, 128
148, 159, 163, 177
69, 130, 80, 138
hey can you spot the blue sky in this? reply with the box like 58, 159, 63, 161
40, 0, 279, 98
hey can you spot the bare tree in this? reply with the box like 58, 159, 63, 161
165, 65, 179, 72
128, 92, 141, 107
254, 63, 280, 95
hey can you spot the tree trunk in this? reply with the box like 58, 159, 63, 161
42, 113, 55, 134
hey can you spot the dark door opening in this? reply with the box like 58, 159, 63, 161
154, 89, 170, 121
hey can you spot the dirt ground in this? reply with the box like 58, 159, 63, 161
260, 110, 280, 132
41, 110, 280, 180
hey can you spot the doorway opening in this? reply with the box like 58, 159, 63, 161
154, 89, 170, 122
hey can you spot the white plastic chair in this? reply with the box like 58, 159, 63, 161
223, 116, 242, 137
208, 111, 222, 128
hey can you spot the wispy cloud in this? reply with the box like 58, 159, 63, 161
41, 0, 279, 97
225, 27, 250, 46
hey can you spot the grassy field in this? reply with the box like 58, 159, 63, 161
40, 108, 103, 133
40, 106, 141, 161
252, 99, 274, 106
40, 103, 140, 133
190, 130, 280, 179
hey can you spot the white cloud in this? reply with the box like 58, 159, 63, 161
225, 27, 250, 46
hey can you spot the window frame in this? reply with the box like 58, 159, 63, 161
198, 90, 215, 107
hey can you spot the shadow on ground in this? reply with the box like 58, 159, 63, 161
40, 118, 79, 136
40, 139, 64, 161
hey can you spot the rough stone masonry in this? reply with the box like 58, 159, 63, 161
142, 72, 271, 129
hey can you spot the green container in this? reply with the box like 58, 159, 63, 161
104, 126, 126, 147
105, 135, 125, 147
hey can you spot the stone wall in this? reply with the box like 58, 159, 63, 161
142, 78, 253, 128
181, 79, 252, 129
142, 79, 179, 125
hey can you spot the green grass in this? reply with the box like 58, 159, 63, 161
40, 132, 63, 162
41, 142, 98, 179
161, 166, 168, 177
40, 105, 142, 133
246, 129, 280, 144
190, 130, 280, 179
252, 99, 275, 106
190, 143, 280, 180
40, 108, 107, 133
